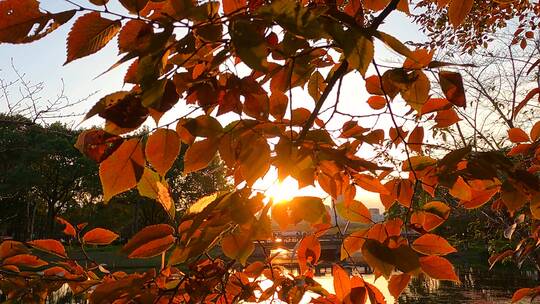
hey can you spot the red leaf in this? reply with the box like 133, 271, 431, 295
388, 273, 411, 299
297, 235, 321, 275
55, 216, 76, 237
65, 12, 121, 64
513, 88, 540, 119
123, 224, 175, 255
508, 128, 530, 143
3, 254, 48, 268
512, 288, 533, 303
128, 235, 175, 259
419, 255, 459, 282
412, 234, 457, 255
439, 71, 466, 107
27, 240, 67, 258
82, 228, 119, 245
333, 264, 351, 303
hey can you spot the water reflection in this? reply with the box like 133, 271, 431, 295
28, 261, 539, 303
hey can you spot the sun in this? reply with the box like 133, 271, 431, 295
265, 176, 299, 203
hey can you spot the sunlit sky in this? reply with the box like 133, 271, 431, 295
0, 0, 428, 210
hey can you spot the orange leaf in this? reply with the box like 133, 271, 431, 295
3, 254, 48, 268
118, 0, 149, 13
530, 121, 540, 141
118, 19, 153, 53
439, 71, 466, 107
408, 126, 424, 153
123, 224, 175, 255
508, 128, 530, 143
222, 228, 255, 266
297, 235, 321, 274
146, 128, 180, 175
0, 0, 76, 44
0, 241, 29, 260
129, 235, 175, 259
365, 76, 384, 95
65, 12, 121, 64
354, 174, 390, 194
333, 264, 351, 303
99, 138, 145, 201
448, 0, 474, 28
82, 228, 119, 245
511, 288, 533, 303
223, 0, 246, 14
336, 200, 372, 223
183, 138, 219, 174
55, 216, 76, 237
388, 273, 411, 299
435, 108, 460, 128
341, 229, 368, 260
420, 98, 452, 115
27, 240, 67, 258
412, 234, 457, 255
403, 48, 433, 69
513, 88, 540, 119
367, 96, 386, 110
419, 255, 459, 282
363, 0, 390, 11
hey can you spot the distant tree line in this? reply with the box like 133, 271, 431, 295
0, 114, 229, 241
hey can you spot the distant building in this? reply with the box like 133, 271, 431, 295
369, 208, 384, 223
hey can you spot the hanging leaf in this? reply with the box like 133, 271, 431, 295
448, 0, 474, 28
419, 255, 460, 281
119, 0, 149, 13
145, 129, 180, 175
297, 235, 321, 274
439, 71, 466, 107
55, 216, 77, 237
27, 240, 67, 258
508, 128, 530, 143
123, 224, 175, 256
99, 139, 145, 201
388, 273, 411, 299
333, 264, 351, 303
412, 234, 457, 255
221, 228, 255, 265
82, 228, 119, 245
0, 241, 30, 260
3, 254, 47, 268
183, 138, 219, 174
0, 0, 76, 44
128, 235, 175, 259
65, 12, 121, 64
336, 200, 372, 223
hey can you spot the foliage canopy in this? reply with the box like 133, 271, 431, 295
1, 0, 540, 303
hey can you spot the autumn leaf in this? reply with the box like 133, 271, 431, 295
119, 0, 149, 13
439, 71, 466, 107
146, 129, 180, 175
336, 200, 372, 224
123, 224, 175, 256
388, 273, 411, 299
55, 216, 76, 237
412, 234, 457, 255
419, 255, 460, 282
511, 288, 534, 303
183, 138, 219, 174
0, 0, 76, 44
3, 254, 48, 268
137, 168, 175, 218
129, 235, 175, 259
435, 108, 460, 128
333, 264, 351, 303
82, 228, 119, 245
297, 235, 321, 274
99, 138, 145, 201
65, 12, 121, 64
508, 128, 530, 143
0, 241, 29, 260
27, 240, 67, 258
367, 96, 386, 110
448, 0, 474, 28
118, 19, 153, 53
221, 228, 254, 265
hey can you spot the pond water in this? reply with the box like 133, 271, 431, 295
18, 263, 538, 303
